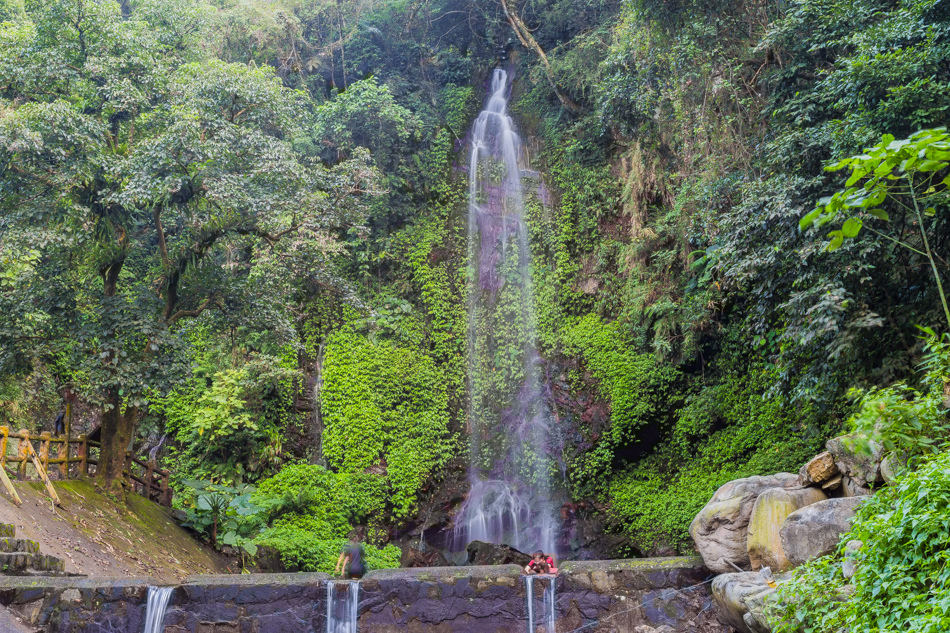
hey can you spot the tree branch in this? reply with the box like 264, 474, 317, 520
499, 0, 580, 114
168, 296, 219, 325
153, 205, 170, 269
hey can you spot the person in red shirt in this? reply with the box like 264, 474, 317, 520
524, 551, 556, 575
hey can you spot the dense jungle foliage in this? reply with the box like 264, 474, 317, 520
1, 0, 948, 615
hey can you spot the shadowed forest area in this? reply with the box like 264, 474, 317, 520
0, 0, 948, 630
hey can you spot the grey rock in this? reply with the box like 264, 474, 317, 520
711, 572, 774, 633
826, 434, 884, 487
841, 476, 873, 497
465, 540, 531, 567
746, 486, 827, 572
779, 497, 866, 568
799, 452, 839, 486
689, 473, 800, 574
821, 474, 843, 491
880, 453, 908, 484
842, 540, 862, 579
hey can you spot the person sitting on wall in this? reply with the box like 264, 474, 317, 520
334, 537, 367, 579
524, 551, 557, 575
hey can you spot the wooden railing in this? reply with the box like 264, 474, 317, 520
122, 451, 173, 507
0, 426, 172, 507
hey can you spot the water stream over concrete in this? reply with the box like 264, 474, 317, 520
142, 586, 173, 633
326, 580, 359, 633
454, 67, 561, 557
525, 575, 556, 633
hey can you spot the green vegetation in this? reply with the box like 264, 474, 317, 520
0, 0, 948, 607
774, 451, 950, 633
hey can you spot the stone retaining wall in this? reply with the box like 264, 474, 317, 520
0, 557, 727, 632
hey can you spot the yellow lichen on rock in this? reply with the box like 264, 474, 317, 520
746, 486, 827, 572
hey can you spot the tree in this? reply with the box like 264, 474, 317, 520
0, 0, 376, 489
801, 128, 950, 329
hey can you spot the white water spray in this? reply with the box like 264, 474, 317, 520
326, 581, 359, 633
454, 68, 561, 556
143, 586, 174, 633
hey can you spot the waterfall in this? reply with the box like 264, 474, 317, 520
326, 581, 359, 633
143, 586, 173, 633
525, 575, 556, 633
454, 67, 561, 556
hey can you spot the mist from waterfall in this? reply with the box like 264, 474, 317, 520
453, 68, 561, 556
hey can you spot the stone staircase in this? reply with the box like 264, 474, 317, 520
0, 523, 66, 576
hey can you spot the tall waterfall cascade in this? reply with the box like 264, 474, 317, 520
143, 586, 174, 633
326, 581, 359, 633
526, 575, 557, 633
454, 68, 562, 556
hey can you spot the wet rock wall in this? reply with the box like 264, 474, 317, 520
0, 557, 727, 632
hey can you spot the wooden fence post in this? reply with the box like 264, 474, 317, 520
78, 435, 88, 475
58, 438, 68, 479
0, 427, 20, 506
145, 460, 155, 501
39, 432, 50, 473
160, 472, 171, 507
26, 442, 61, 507
124, 451, 133, 492
17, 430, 29, 481
0, 427, 8, 466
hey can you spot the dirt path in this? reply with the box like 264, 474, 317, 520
0, 480, 231, 582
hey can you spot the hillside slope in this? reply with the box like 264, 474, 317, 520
0, 480, 229, 582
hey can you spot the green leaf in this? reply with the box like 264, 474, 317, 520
800, 208, 822, 230
827, 231, 844, 251
842, 217, 863, 238
867, 208, 889, 221
846, 169, 867, 187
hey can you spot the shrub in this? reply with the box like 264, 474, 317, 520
774, 449, 950, 633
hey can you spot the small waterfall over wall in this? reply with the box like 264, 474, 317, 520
525, 576, 556, 633
143, 586, 173, 633
326, 581, 359, 633
453, 67, 561, 556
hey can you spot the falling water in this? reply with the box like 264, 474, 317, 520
326, 581, 359, 633
525, 575, 556, 633
454, 68, 561, 556
143, 586, 174, 633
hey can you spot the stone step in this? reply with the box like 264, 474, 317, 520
0, 538, 39, 554
0, 552, 66, 575
0, 524, 15, 538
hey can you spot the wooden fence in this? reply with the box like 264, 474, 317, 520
0, 426, 172, 507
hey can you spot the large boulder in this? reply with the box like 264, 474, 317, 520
464, 540, 531, 567
747, 486, 827, 571
400, 546, 450, 568
880, 452, 907, 484
689, 474, 800, 573
779, 497, 866, 567
711, 572, 776, 633
826, 434, 884, 487
798, 451, 839, 486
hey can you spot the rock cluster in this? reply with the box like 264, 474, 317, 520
691, 432, 890, 633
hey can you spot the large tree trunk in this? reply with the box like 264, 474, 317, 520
97, 396, 138, 489
96, 258, 135, 490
